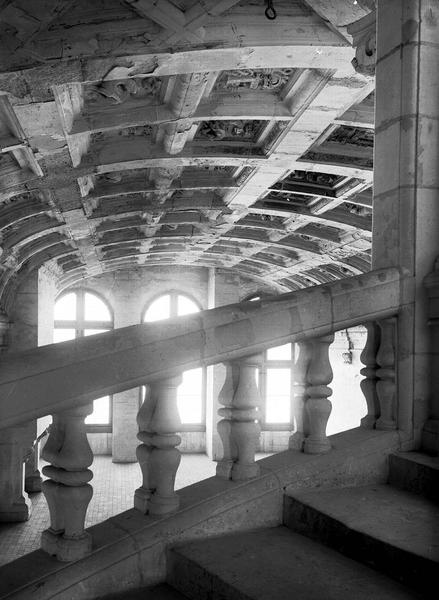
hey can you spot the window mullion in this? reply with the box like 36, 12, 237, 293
77, 289, 85, 338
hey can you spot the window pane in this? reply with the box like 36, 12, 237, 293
53, 328, 76, 343
84, 328, 110, 336
84, 292, 111, 322
265, 368, 291, 423
144, 294, 171, 322
177, 368, 203, 424
177, 295, 200, 316
85, 396, 110, 425
266, 343, 291, 360
54, 293, 76, 321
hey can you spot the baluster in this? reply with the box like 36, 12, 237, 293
135, 375, 182, 515
360, 322, 381, 428
303, 334, 334, 454
25, 437, 43, 493
216, 355, 261, 481
216, 362, 238, 479
376, 318, 397, 430
289, 341, 312, 450
41, 404, 94, 561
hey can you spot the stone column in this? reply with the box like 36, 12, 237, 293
376, 318, 397, 431
371, 0, 439, 448
135, 375, 182, 515
0, 273, 41, 521
360, 321, 380, 429
112, 288, 142, 462
216, 354, 261, 481
0, 424, 32, 521
303, 334, 334, 454
289, 340, 312, 449
423, 263, 439, 451
41, 404, 94, 561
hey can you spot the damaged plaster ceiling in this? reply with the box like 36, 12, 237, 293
0, 0, 375, 306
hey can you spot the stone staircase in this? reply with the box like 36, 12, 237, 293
101, 451, 438, 600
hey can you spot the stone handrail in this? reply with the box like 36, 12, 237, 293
0, 267, 402, 430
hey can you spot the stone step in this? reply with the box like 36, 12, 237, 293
96, 583, 187, 599
167, 527, 421, 600
284, 484, 439, 596
389, 452, 439, 502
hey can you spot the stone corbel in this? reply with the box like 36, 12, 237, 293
347, 11, 376, 77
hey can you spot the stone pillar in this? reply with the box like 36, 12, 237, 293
41, 404, 94, 561
376, 318, 397, 431
0, 272, 41, 521
371, 0, 439, 448
135, 375, 182, 515
0, 424, 32, 521
289, 340, 312, 449
360, 321, 380, 429
112, 389, 139, 462
112, 290, 141, 462
216, 355, 261, 481
423, 264, 439, 452
303, 334, 334, 454
206, 268, 241, 460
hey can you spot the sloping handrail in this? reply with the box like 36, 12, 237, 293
0, 267, 402, 430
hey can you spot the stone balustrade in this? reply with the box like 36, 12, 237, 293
0, 269, 403, 561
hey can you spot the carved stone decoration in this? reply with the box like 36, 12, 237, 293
215, 68, 294, 92
84, 77, 162, 105
327, 126, 374, 148
345, 202, 372, 216
196, 120, 265, 143
280, 170, 344, 188
347, 11, 376, 76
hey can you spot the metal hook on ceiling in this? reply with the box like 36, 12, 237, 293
265, 0, 276, 20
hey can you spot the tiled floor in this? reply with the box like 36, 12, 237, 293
0, 453, 220, 567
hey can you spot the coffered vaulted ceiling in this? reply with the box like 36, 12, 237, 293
0, 0, 375, 307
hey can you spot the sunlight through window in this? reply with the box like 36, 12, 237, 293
84, 292, 112, 321
143, 292, 204, 425
53, 289, 113, 427
54, 292, 76, 321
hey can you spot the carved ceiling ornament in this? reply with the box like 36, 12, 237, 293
196, 120, 265, 143
284, 170, 343, 188
215, 68, 294, 92
327, 125, 374, 148
347, 11, 376, 77
84, 77, 162, 105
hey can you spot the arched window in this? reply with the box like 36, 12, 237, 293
143, 291, 204, 428
245, 294, 294, 429
53, 289, 113, 428
260, 343, 295, 429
